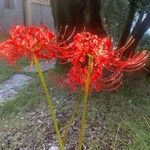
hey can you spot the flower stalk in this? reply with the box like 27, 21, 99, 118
62, 89, 83, 144
33, 56, 64, 150
78, 55, 93, 150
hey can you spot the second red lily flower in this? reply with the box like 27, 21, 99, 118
59, 32, 149, 92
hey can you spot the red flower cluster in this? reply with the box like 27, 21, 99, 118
60, 32, 149, 92
0, 25, 56, 64
0, 26, 149, 92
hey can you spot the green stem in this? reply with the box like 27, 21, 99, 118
33, 56, 64, 150
62, 89, 83, 144
78, 56, 93, 150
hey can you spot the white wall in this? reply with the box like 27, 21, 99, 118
0, 0, 55, 34
32, 3, 54, 30
0, 0, 24, 33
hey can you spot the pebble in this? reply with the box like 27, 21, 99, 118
48, 146, 59, 150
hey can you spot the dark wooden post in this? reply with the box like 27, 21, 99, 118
50, 0, 107, 39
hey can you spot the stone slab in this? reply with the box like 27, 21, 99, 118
23, 60, 56, 73
0, 74, 32, 102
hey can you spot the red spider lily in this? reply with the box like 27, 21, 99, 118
60, 32, 149, 92
0, 25, 56, 64
0, 25, 66, 149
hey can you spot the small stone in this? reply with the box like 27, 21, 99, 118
48, 146, 59, 150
